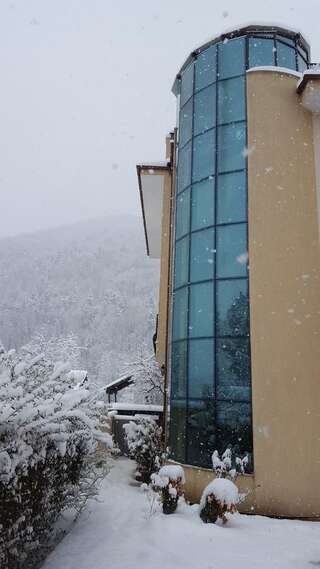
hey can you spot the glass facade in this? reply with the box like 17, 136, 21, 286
170, 29, 309, 470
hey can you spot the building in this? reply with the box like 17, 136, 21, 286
137, 25, 320, 518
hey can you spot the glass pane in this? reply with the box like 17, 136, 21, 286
190, 228, 214, 282
216, 279, 249, 337
187, 398, 215, 467
188, 339, 214, 398
298, 45, 309, 63
217, 171, 246, 224
172, 287, 188, 340
276, 35, 295, 48
249, 38, 275, 68
176, 188, 190, 239
195, 45, 216, 91
218, 37, 245, 80
191, 178, 215, 232
216, 400, 253, 465
218, 76, 245, 124
189, 281, 214, 338
180, 63, 194, 107
276, 42, 296, 70
171, 341, 187, 399
192, 129, 215, 183
216, 223, 247, 278
174, 236, 189, 288
216, 337, 251, 402
218, 122, 246, 173
179, 98, 193, 147
297, 54, 307, 73
194, 84, 216, 135
177, 141, 192, 193
169, 399, 186, 462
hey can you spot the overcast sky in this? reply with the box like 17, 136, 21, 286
1, 0, 320, 238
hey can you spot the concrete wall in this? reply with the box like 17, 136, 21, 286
247, 68, 320, 518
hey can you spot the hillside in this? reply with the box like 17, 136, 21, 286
0, 215, 159, 384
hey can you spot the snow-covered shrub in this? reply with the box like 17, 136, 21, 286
199, 448, 248, 524
200, 478, 239, 524
151, 464, 185, 514
124, 417, 162, 482
212, 448, 249, 480
0, 344, 111, 569
122, 352, 164, 404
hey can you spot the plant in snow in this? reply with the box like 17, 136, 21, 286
200, 478, 239, 525
199, 448, 248, 524
212, 448, 249, 480
150, 464, 185, 514
124, 417, 162, 482
0, 344, 111, 569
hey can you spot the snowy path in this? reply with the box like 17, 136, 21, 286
42, 458, 320, 569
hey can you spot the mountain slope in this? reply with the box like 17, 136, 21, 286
0, 216, 159, 384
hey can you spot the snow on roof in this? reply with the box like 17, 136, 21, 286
247, 66, 301, 79
105, 375, 133, 391
107, 403, 163, 412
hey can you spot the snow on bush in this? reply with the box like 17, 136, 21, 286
200, 478, 239, 524
124, 417, 162, 482
0, 343, 111, 569
199, 448, 248, 525
151, 464, 185, 515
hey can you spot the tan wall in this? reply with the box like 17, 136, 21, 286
156, 169, 172, 368
247, 69, 320, 518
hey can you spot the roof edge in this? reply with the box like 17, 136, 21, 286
172, 24, 310, 96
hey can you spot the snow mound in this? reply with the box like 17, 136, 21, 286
200, 478, 239, 509
158, 464, 185, 483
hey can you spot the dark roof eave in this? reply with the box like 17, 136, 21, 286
172, 24, 310, 96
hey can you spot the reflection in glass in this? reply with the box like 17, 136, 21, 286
172, 287, 188, 340
188, 339, 214, 398
190, 228, 214, 282
179, 98, 193, 147
216, 400, 253, 468
276, 42, 296, 70
217, 171, 246, 224
194, 84, 216, 135
169, 399, 187, 462
187, 398, 215, 467
216, 338, 251, 401
218, 77, 245, 124
177, 141, 192, 193
218, 37, 245, 80
176, 188, 190, 239
191, 178, 215, 231
218, 123, 246, 173
171, 342, 187, 399
174, 236, 189, 288
192, 129, 215, 182
249, 38, 275, 68
189, 281, 214, 338
195, 45, 216, 91
216, 224, 247, 278
216, 279, 249, 336
180, 63, 194, 107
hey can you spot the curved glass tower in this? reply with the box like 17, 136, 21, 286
169, 27, 310, 470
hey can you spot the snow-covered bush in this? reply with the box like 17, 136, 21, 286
0, 344, 111, 569
124, 417, 162, 482
200, 478, 239, 524
151, 464, 185, 514
122, 352, 164, 405
199, 448, 248, 524
212, 448, 249, 480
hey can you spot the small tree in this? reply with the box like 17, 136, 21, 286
151, 464, 185, 514
122, 351, 164, 405
124, 417, 162, 482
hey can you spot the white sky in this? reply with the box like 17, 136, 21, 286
1, 0, 320, 238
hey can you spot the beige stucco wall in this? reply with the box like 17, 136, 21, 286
247, 69, 320, 518
156, 169, 172, 369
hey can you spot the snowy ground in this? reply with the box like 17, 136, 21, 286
42, 458, 320, 569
